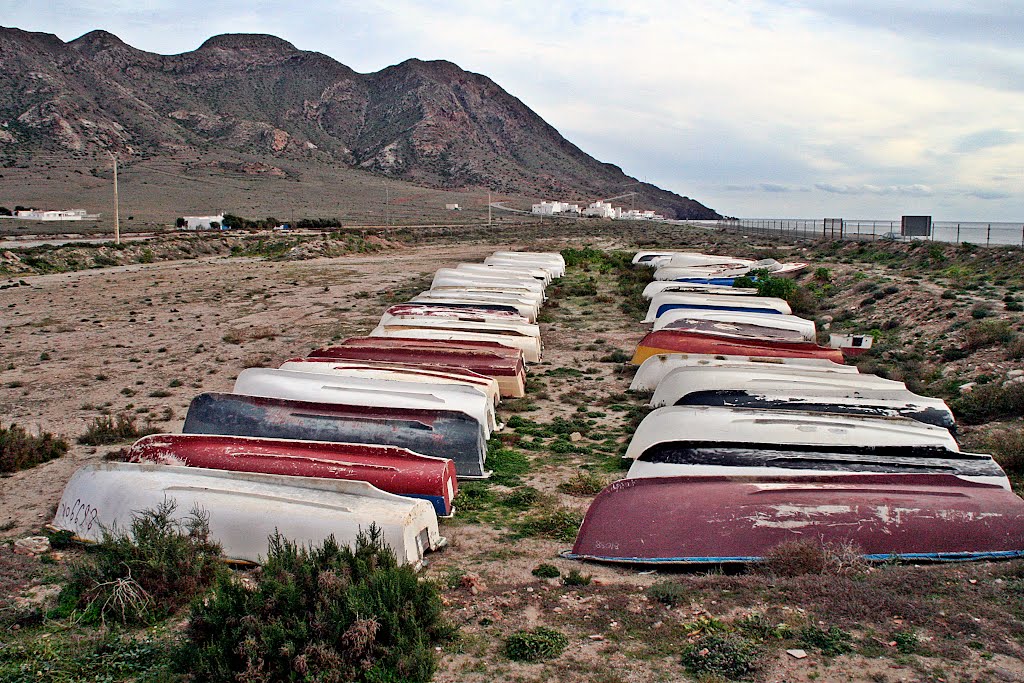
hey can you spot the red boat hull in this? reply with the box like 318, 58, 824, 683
127, 433, 457, 516
569, 474, 1024, 564
632, 330, 845, 365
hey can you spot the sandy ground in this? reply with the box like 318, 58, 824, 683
3, 236, 1024, 683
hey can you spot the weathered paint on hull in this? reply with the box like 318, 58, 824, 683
631, 330, 846, 365
52, 462, 444, 567
627, 443, 1008, 488
675, 390, 956, 431
183, 393, 490, 478
568, 474, 1024, 564
127, 433, 458, 516
312, 338, 526, 397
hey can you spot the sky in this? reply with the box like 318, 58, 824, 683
4, 1, 1023, 220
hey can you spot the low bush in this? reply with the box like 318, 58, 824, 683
647, 580, 689, 607
557, 471, 607, 496
531, 563, 561, 579
504, 626, 569, 662
78, 413, 157, 446
518, 506, 583, 542
952, 382, 1024, 424
761, 539, 867, 577
562, 569, 592, 587
599, 348, 631, 363
0, 422, 68, 473
184, 527, 450, 682
963, 319, 1016, 351
987, 428, 1024, 475
799, 625, 853, 656
681, 632, 763, 680
60, 501, 223, 624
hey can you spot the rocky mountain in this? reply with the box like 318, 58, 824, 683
0, 27, 720, 219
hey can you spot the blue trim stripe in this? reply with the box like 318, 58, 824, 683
656, 303, 784, 317
561, 550, 1024, 564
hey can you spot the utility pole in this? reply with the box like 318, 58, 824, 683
111, 152, 120, 245
488, 190, 492, 226
383, 181, 390, 226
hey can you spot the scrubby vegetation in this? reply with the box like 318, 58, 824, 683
57, 501, 223, 625
183, 526, 451, 683
78, 412, 158, 446
504, 626, 569, 662
0, 422, 68, 472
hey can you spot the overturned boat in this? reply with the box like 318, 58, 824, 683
368, 326, 542, 362
631, 327, 845, 365
233, 368, 498, 437
183, 393, 489, 478
127, 433, 458, 517
52, 462, 446, 567
312, 338, 526, 397
567, 474, 1024, 564
629, 353, 857, 392
456, 263, 552, 284
279, 358, 501, 406
411, 293, 539, 322
644, 292, 792, 322
642, 280, 758, 299
653, 310, 817, 341
650, 366, 955, 430
625, 406, 960, 462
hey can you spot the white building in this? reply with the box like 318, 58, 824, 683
583, 201, 616, 219
445, 203, 461, 211
13, 209, 95, 221
531, 201, 581, 216
183, 214, 225, 230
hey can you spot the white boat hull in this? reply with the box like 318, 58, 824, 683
51, 462, 444, 567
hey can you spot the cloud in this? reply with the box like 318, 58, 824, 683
966, 189, 1012, 200
954, 129, 1019, 153
814, 183, 934, 196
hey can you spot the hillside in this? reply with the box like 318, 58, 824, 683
0, 27, 719, 221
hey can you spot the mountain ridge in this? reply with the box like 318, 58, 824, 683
0, 27, 720, 219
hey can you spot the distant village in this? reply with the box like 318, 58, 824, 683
531, 200, 665, 221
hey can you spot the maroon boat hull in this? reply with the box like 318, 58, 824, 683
632, 330, 846, 365
310, 337, 527, 397
569, 474, 1024, 564
127, 433, 457, 516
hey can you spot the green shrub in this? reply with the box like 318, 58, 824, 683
813, 267, 831, 282
941, 289, 957, 300
518, 506, 583, 542
681, 633, 762, 680
183, 527, 450, 682
971, 304, 992, 319
557, 471, 607, 496
599, 348, 631, 363
963, 319, 1015, 350
893, 630, 919, 654
61, 501, 223, 624
987, 428, 1024, 475
562, 569, 592, 587
647, 580, 689, 607
531, 563, 561, 579
501, 486, 541, 510
0, 422, 68, 473
1007, 301, 1024, 312
504, 626, 569, 662
799, 625, 853, 655
78, 413, 157, 446
952, 382, 1024, 424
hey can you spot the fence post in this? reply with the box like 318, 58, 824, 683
957, 224, 960, 243
987, 224, 991, 247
